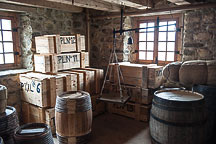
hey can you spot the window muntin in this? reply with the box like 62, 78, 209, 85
138, 19, 178, 63
138, 22, 155, 61
0, 18, 14, 65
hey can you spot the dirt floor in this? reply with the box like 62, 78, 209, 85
54, 113, 152, 144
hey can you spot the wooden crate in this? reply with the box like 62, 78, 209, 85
81, 68, 104, 94
80, 52, 89, 68
34, 53, 81, 73
91, 95, 105, 117
62, 71, 84, 91
70, 69, 95, 94
22, 101, 56, 134
35, 34, 85, 54
19, 72, 70, 107
57, 72, 78, 91
35, 35, 61, 54
107, 102, 151, 122
109, 62, 163, 89
56, 53, 81, 71
148, 66, 163, 89
34, 54, 57, 73
109, 62, 156, 88
125, 86, 154, 105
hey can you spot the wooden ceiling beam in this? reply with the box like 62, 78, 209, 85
46, 0, 121, 12
100, 0, 153, 9
0, 0, 83, 13
93, 3, 216, 19
167, 0, 191, 5
0, 2, 37, 12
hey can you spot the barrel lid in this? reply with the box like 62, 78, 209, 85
154, 90, 204, 102
0, 106, 15, 118
58, 91, 89, 100
0, 85, 7, 90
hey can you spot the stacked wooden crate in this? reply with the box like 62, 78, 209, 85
34, 34, 89, 73
106, 62, 163, 122
19, 72, 71, 134
64, 68, 105, 117
19, 34, 104, 134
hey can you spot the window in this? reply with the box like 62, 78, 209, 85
0, 12, 19, 70
136, 15, 182, 64
0, 19, 14, 64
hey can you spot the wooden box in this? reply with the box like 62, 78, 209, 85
34, 53, 81, 73
81, 68, 104, 94
107, 102, 151, 122
62, 71, 84, 91
35, 35, 61, 54
80, 52, 89, 68
91, 95, 105, 117
109, 62, 163, 89
56, 53, 81, 71
148, 66, 163, 89
22, 101, 56, 134
109, 62, 156, 88
57, 72, 78, 91
35, 34, 85, 54
70, 69, 95, 94
34, 54, 57, 73
20, 72, 70, 107
125, 86, 154, 105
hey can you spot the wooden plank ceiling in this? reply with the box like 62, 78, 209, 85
0, 0, 211, 13
0, 0, 153, 12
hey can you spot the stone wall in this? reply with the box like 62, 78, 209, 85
90, 15, 133, 70
0, 75, 21, 117
183, 8, 216, 61
20, 8, 86, 69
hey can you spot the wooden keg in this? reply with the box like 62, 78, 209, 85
0, 85, 7, 114
0, 106, 19, 144
0, 137, 4, 144
193, 85, 216, 143
150, 90, 206, 144
14, 123, 54, 144
55, 91, 92, 144
206, 60, 216, 86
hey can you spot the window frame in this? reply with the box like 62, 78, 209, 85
0, 11, 20, 71
134, 14, 182, 65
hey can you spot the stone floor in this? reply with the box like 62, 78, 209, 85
54, 113, 152, 144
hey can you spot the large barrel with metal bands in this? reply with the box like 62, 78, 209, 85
193, 85, 216, 144
0, 85, 7, 114
55, 91, 92, 144
14, 123, 54, 144
0, 137, 4, 144
0, 106, 19, 144
150, 90, 206, 144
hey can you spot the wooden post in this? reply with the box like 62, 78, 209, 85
86, 9, 91, 66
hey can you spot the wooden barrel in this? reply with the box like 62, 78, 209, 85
206, 60, 216, 86
0, 137, 4, 144
0, 85, 7, 114
55, 91, 92, 144
0, 106, 19, 144
193, 85, 216, 143
150, 90, 206, 144
14, 123, 54, 144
